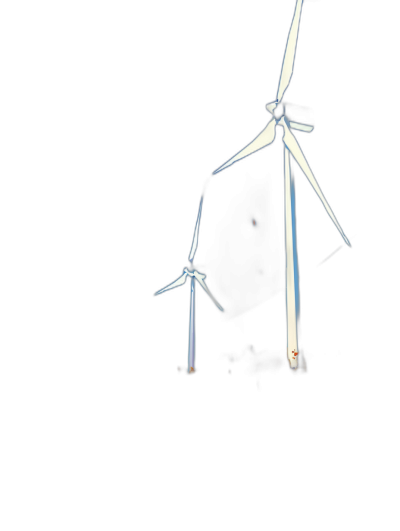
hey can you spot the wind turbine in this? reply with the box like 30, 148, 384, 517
154, 197, 224, 373
213, 0, 350, 369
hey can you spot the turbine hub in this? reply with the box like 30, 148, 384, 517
273, 103, 285, 120
184, 267, 197, 278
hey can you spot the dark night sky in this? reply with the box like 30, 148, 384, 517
72, 1, 388, 404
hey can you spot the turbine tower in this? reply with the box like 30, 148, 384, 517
154, 197, 224, 373
213, 0, 350, 368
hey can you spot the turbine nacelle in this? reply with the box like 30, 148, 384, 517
183, 267, 204, 280
266, 100, 314, 133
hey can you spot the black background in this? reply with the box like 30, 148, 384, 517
65, 1, 386, 432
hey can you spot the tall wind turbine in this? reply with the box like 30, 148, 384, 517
213, 0, 350, 369
154, 197, 224, 373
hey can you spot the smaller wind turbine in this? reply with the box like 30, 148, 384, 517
154, 197, 224, 373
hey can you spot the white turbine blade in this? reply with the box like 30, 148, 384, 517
154, 271, 188, 296
188, 196, 203, 263
276, 0, 304, 103
193, 271, 224, 312
281, 120, 350, 246
213, 118, 277, 174
289, 121, 313, 133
